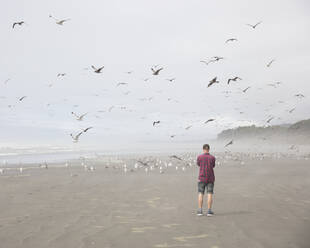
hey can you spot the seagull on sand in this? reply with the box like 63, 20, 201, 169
208, 77, 219, 87
91, 65, 104, 73
71, 112, 87, 121
227, 77, 242, 84
266, 59, 275, 67
205, 119, 215, 124
153, 121, 160, 126
225, 38, 238, 43
49, 15, 70, 25
151, 67, 163, 75
224, 140, 233, 147
12, 21, 25, 29
246, 21, 262, 29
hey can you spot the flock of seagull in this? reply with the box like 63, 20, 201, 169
4, 16, 307, 148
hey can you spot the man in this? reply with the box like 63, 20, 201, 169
196, 144, 216, 216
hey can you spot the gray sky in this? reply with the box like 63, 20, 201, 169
1, 0, 310, 149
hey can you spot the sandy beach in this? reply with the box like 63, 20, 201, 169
0, 153, 309, 248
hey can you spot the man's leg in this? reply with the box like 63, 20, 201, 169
207, 193, 213, 209
198, 193, 204, 209
206, 183, 214, 216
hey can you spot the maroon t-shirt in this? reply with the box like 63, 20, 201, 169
197, 153, 216, 183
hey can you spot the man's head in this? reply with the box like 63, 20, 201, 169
203, 144, 210, 153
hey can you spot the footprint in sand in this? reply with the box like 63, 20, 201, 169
131, 226, 155, 233
173, 234, 208, 242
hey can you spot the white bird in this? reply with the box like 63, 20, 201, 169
49, 15, 70, 25
71, 112, 87, 121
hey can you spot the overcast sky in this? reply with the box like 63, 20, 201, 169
1, 0, 310, 149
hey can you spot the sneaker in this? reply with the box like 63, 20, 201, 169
207, 209, 214, 217
196, 209, 203, 216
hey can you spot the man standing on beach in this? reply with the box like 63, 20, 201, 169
196, 144, 216, 216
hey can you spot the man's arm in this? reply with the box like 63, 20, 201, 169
197, 156, 200, 166
213, 157, 216, 168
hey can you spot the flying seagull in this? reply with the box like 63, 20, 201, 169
70, 131, 83, 143
295, 94, 305, 98
91, 65, 104, 73
225, 38, 238, 43
266, 117, 274, 123
153, 121, 160, 126
242, 87, 251, 93
170, 155, 182, 161
185, 125, 192, 130
151, 67, 163, 75
166, 78, 176, 82
116, 82, 128, 87
19, 96, 27, 101
246, 21, 262, 29
71, 112, 87, 121
83, 127, 93, 132
12, 21, 25, 29
266, 59, 275, 67
205, 119, 215, 124
49, 15, 70, 25
57, 73, 66, 77
208, 77, 219, 87
288, 108, 295, 113
224, 140, 233, 147
227, 77, 242, 84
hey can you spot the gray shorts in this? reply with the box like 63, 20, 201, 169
198, 182, 214, 194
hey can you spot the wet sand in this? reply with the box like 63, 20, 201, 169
0, 155, 309, 248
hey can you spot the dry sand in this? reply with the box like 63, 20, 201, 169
0, 155, 309, 248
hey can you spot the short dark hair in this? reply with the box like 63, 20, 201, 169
203, 144, 210, 150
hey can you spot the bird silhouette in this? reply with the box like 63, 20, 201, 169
19, 96, 27, 101
151, 67, 163, 75
246, 21, 262, 29
224, 140, 233, 147
12, 21, 25, 29
71, 112, 87, 121
83, 127, 93, 132
166, 78, 176, 82
227, 77, 242, 84
266, 59, 275, 67
205, 119, 215, 124
153, 121, 160, 126
91, 65, 104, 73
225, 38, 238, 43
208, 77, 219, 87
242, 87, 251, 93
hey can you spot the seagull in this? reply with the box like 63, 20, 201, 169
116, 82, 128, 87
208, 77, 219, 87
49, 15, 70, 25
83, 127, 93, 132
19, 96, 27, 101
70, 131, 83, 143
266, 117, 274, 123
242, 87, 251, 93
151, 67, 163, 75
288, 108, 295, 113
246, 21, 262, 29
170, 135, 176, 138
143, 78, 150, 82
225, 38, 238, 43
266, 59, 275, 67
71, 112, 87, 121
137, 160, 149, 167
205, 119, 215, 124
185, 125, 192, 130
295, 94, 305, 98
153, 121, 160, 126
170, 155, 182, 161
91, 65, 104, 73
57, 73, 66, 77
200, 60, 211, 65
227, 77, 242, 84
12, 21, 25, 29
166, 78, 176, 82
224, 140, 233, 147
